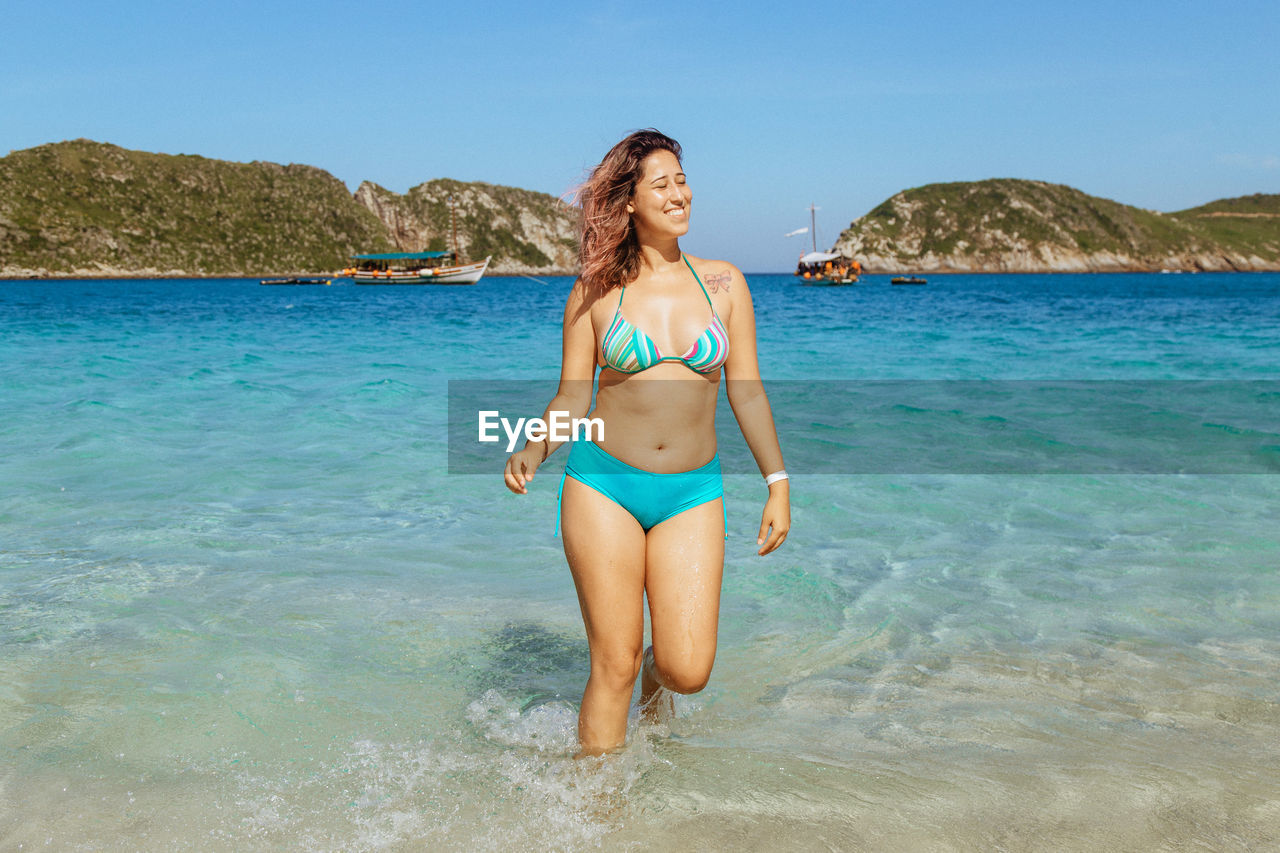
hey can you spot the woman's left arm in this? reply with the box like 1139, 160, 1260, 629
719, 263, 790, 555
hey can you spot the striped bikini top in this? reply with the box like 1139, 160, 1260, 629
600, 256, 729, 375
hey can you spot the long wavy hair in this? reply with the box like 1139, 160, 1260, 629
575, 129, 683, 293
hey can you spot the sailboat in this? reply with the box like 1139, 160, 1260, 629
793, 204, 859, 285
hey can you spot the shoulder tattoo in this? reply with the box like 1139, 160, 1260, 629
704, 270, 732, 293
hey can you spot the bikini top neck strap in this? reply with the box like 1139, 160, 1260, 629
682, 255, 715, 309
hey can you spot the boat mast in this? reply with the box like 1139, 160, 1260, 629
809, 203, 818, 253
448, 194, 458, 258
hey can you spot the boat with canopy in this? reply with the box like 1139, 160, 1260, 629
796, 250, 860, 285
344, 250, 490, 285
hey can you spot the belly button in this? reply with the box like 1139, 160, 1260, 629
656, 444, 665, 451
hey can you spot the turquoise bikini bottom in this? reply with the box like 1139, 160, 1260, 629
556, 440, 724, 536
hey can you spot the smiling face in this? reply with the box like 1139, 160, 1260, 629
627, 149, 691, 241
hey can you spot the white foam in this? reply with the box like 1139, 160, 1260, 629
465, 689, 578, 754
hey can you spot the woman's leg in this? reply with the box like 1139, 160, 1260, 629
640, 497, 726, 709
560, 476, 648, 756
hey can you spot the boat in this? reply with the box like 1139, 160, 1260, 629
345, 193, 490, 285
345, 251, 490, 285
797, 251, 860, 285
260, 277, 332, 285
792, 203, 861, 284
891, 276, 927, 285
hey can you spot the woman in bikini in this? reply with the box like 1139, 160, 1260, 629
503, 129, 789, 757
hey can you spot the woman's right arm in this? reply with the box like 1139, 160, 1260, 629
503, 279, 598, 494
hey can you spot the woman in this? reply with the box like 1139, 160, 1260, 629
503, 129, 789, 756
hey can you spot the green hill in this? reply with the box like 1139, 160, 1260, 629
1172, 193, 1280, 265
0, 140, 579, 277
833, 179, 1280, 272
0, 139, 394, 275
1178, 193, 1280, 216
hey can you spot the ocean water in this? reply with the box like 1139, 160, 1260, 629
1, 272, 1278, 851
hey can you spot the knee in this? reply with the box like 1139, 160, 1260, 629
652, 653, 713, 695
590, 645, 644, 693
664, 669, 710, 695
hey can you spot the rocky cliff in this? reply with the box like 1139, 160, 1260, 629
353, 179, 577, 275
833, 179, 1280, 273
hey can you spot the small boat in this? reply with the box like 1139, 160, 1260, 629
797, 251, 861, 285
345, 251, 490, 285
260, 277, 332, 285
891, 276, 927, 285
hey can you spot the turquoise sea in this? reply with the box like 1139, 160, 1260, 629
2, 272, 1278, 850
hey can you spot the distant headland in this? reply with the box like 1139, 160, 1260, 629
1, 140, 1277, 277
0, 140, 578, 278
836, 179, 1280, 273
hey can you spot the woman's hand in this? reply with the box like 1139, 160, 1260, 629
504, 443, 546, 494
756, 484, 790, 555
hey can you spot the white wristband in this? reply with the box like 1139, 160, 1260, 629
764, 470, 789, 486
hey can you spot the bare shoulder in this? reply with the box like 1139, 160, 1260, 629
563, 277, 600, 322
684, 255, 748, 298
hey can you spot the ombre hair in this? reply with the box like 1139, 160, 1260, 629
575, 129, 683, 293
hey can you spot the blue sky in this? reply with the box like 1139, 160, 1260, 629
3, 0, 1278, 271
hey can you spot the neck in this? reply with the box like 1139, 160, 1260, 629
635, 236, 683, 273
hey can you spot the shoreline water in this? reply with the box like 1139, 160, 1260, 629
2, 272, 1278, 850
7, 268, 1280, 281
